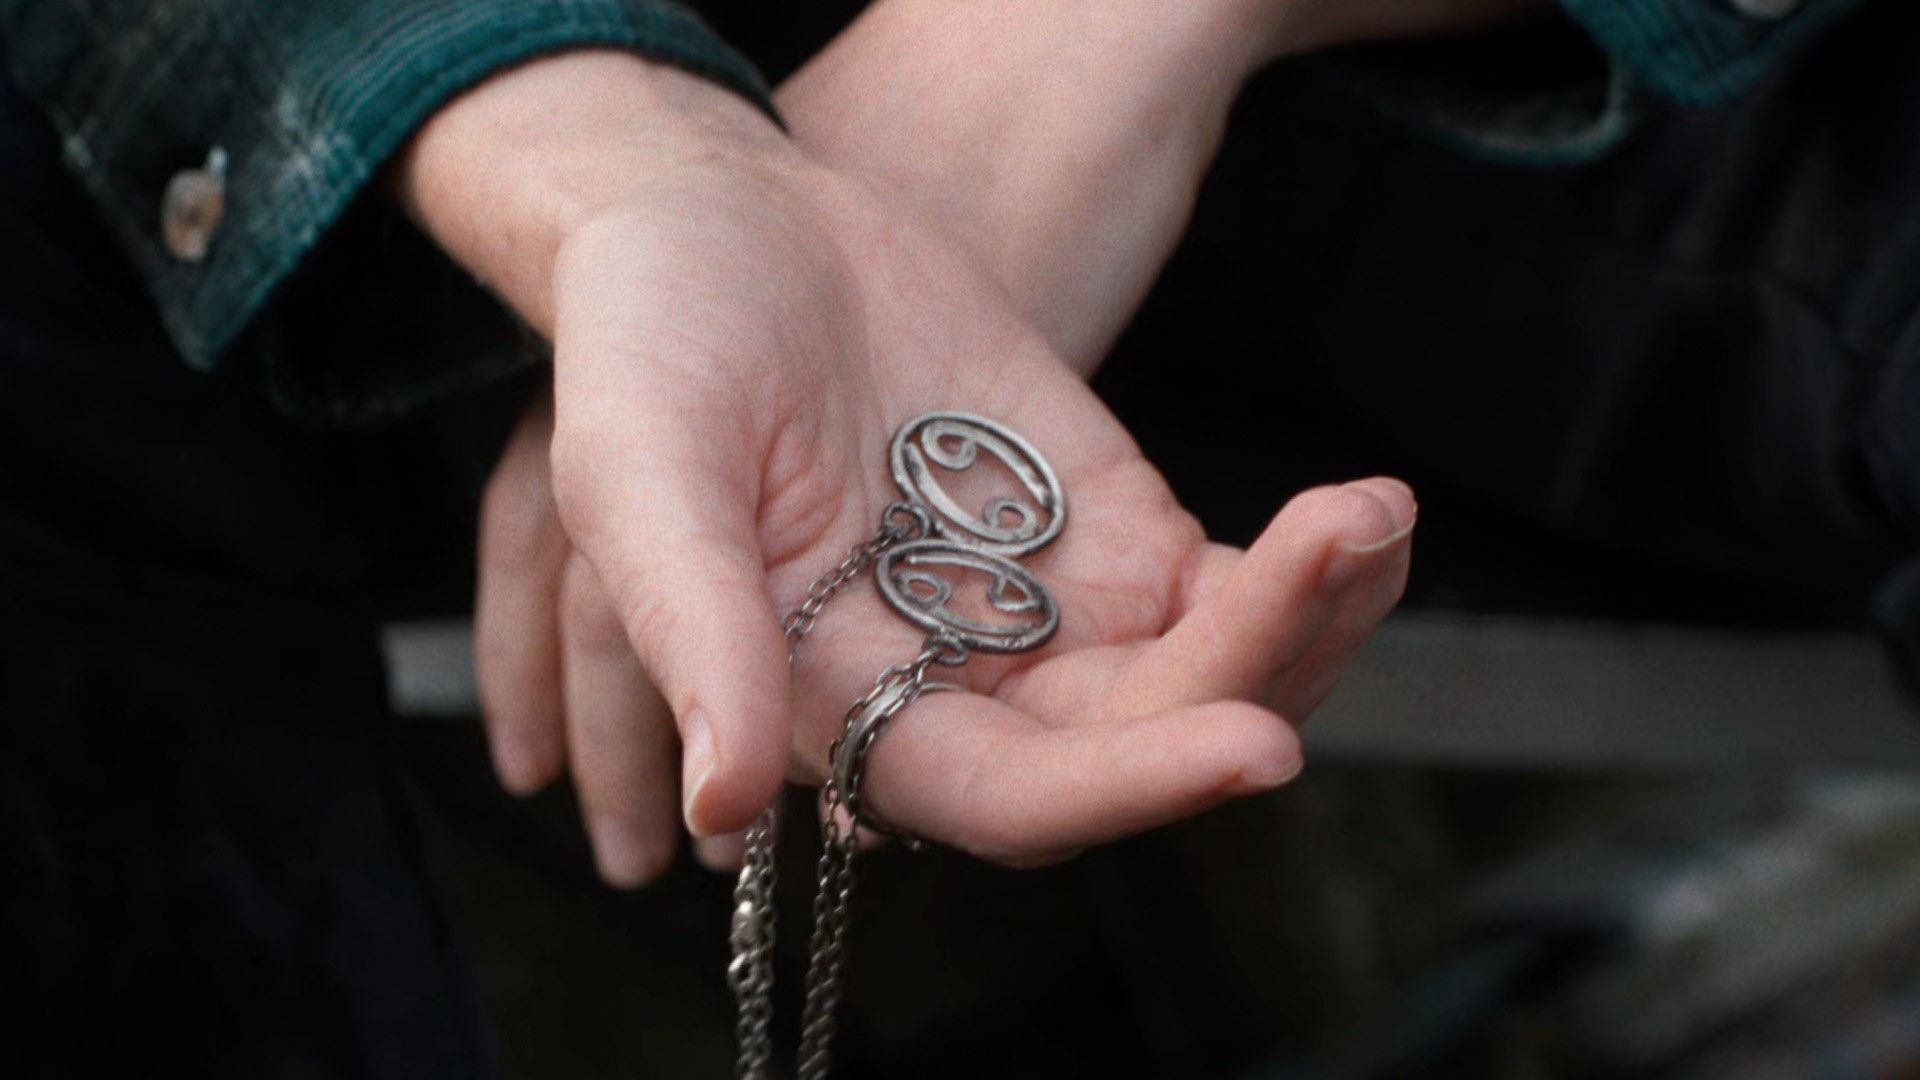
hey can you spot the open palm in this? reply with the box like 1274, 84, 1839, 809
428, 54, 1414, 884
473, 153, 1407, 881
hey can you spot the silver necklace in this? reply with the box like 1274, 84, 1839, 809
730, 411, 1067, 1080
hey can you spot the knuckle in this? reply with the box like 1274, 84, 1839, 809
561, 556, 632, 655
615, 546, 764, 652
545, 424, 614, 538
615, 580, 687, 663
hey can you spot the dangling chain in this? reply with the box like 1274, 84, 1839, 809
730, 503, 929, 1080
729, 412, 1066, 1080
780, 504, 933, 661
728, 804, 781, 1080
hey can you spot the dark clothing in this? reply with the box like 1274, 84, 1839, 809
0, 73, 510, 1076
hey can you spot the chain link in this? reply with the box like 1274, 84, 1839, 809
824, 639, 965, 792
728, 806, 781, 1080
796, 642, 957, 1080
795, 797, 859, 1080
732, 501, 931, 1080
781, 503, 930, 659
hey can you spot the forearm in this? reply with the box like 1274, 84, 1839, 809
779, 0, 1548, 373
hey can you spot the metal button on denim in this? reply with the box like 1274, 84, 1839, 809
160, 147, 227, 262
1730, 0, 1801, 19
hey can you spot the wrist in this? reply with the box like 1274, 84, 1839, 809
395, 50, 790, 336
782, 0, 1275, 371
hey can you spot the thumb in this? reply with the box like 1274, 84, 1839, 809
1114, 478, 1415, 719
548, 380, 791, 837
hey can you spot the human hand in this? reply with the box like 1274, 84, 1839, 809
404, 51, 1414, 884
472, 383, 1412, 875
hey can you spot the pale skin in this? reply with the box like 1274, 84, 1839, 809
398, 0, 1542, 886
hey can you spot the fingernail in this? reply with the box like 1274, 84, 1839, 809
590, 816, 657, 888
1234, 754, 1304, 796
1337, 518, 1416, 557
1363, 477, 1418, 533
1335, 478, 1418, 556
681, 707, 717, 832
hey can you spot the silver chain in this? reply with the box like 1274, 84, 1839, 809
732, 504, 930, 1080
780, 503, 930, 660
727, 805, 780, 1080
729, 412, 1065, 1080
796, 640, 963, 1080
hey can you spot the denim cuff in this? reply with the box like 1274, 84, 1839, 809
1557, 0, 1869, 106
1330, 0, 1869, 167
1, 0, 772, 377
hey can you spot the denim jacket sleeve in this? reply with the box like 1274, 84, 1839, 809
1336, 0, 1870, 165
0, 0, 772, 421
1558, 0, 1866, 105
